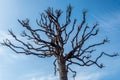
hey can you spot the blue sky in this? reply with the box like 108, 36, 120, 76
0, 0, 120, 80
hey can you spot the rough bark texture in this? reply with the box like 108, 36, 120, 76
57, 58, 68, 80
1, 5, 118, 80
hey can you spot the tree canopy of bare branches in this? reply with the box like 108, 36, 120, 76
1, 5, 118, 80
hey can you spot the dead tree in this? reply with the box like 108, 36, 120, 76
1, 5, 118, 80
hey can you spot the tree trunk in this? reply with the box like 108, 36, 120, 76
57, 59, 68, 80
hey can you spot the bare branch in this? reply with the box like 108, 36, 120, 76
68, 67, 76, 79
1, 5, 118, 80
53, 59, 57, 76
60, 4, 72, 36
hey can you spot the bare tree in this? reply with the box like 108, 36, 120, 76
1, 5, 118, 80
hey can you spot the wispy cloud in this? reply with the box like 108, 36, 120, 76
30, 75, 58, 80
26, 71, 104, 80
19, 72, 58, 80
75, 72, 103, 80
0, 30, 27, 60
93, 11, 120, 29
19, 66, 106, 80
0, 31, 13, 42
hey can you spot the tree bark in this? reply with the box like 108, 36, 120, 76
57, 58, 68, 80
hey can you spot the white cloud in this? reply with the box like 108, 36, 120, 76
30, 75, 58, 80
0, 30, 28, 60
27, 71, 104, 80
75, 72, 103, 80
21, 68, 105, 80
0, 31, 14, 42
20, 72, 59, 80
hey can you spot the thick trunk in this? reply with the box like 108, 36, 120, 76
57, 59, 68, 80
